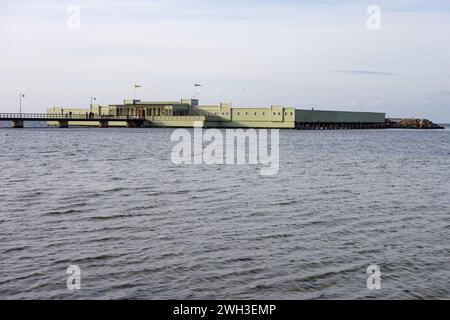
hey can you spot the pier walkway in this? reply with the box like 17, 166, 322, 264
0, 113, 146, 128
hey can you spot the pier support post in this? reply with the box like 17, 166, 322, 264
99, 120, 109, 128
142, 120, 152, 128
58, 120, 69, 128
126, 120, 136, 128
12, 120, 24, 128
126, 120, 143, 128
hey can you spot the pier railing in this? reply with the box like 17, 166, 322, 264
0, 113, 142, 121
0, 113, 215, 121
0, 113, 222, 129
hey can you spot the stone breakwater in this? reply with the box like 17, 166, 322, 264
388, 119, 444, 129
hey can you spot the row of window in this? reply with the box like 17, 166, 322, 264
235, 111, 293, 117
115, 108, 294, 118
116, 108, 190, 117
211, 112, 229, 116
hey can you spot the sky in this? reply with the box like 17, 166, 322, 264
1, 0, 450, 121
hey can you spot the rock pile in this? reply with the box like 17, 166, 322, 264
398, 118, 444, 129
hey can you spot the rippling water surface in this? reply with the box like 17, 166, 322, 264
1, 126, 449, 299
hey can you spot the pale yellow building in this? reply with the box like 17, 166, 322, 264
47, 98, 296, 129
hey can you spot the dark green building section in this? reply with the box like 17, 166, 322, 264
294, 109, 386, 129
295, 110, 385, 123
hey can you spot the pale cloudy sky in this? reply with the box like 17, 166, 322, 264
1, 0, 450, 121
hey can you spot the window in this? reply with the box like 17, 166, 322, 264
254, 112, 257, 116
245, 112, 248, 115
290, 112, 293, 116
273, 112, 276, 115
278, 112, 281, 115
237, 112, 240, 115
262, 112, 265, 116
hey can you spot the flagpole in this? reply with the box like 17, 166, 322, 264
90, 97, 96, 113
194, 83, 201, 99
19, 93, 25, 116
134, 85, 142, 100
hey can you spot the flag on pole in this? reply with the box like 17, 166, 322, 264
194, 83, 201, 87
135, 85, 142, 88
